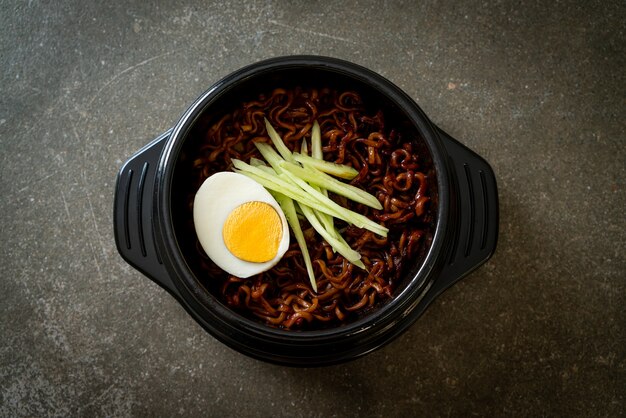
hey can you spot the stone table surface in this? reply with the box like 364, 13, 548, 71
1, 1, 624, 416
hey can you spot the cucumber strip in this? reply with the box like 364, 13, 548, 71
231, 160, 323, 208
273, 193, 317, 292
312, 187, 338, 241
255, 165, 276, 175
311, 120, 322, 160
283, 193, 363, 270
293, 153, 358, 180
275, 171, 350, 222
254, 142, 286, 173
298, 202, 364, 267
231, 160, 350, 223
232, 120, 389, 278
250, 144, 333, 236
255, 141, 337, 237
279, 169, 388, 237
249, 157, 267, 167
280, 161, 382, 210
307, 123, 338, 240
264, 117, 295, 162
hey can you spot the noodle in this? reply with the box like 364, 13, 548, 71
186, 86, 433, 330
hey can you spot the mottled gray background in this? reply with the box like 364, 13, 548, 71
1, 1, 624, 416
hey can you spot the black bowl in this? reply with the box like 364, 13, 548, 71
114, 56, 498, 366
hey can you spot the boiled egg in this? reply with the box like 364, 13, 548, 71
193, 171, 290, 278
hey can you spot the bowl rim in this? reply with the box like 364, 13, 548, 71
155, 55, 452, 343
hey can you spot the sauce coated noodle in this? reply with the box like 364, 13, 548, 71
188, 86, 433, 329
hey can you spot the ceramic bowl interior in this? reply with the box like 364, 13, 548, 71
166, 64, 441, 332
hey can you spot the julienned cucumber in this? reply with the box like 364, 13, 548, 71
230, 120, 387, 290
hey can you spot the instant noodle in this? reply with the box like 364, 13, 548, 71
185, 86, 434, 330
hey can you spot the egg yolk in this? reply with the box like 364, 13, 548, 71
222, 201, 283, 263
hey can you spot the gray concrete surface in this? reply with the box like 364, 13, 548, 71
1, 1, 624, 416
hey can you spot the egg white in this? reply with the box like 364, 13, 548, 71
193, 171, 290, 278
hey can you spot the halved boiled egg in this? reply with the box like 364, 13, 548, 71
193, 172, 290, 278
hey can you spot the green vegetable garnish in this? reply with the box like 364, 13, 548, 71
273, 192, 317, 292
264, 118, 295, 162
293, 153, 359, 180
309, 121, 338, 240
231, 159, 386, 236
279, 161, 381, 209
231, 119, 387, 292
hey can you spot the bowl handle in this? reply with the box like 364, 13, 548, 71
113, 129, 181, 298
419, 126, 499, 307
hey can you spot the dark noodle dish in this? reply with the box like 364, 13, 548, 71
179, 85, 436, 330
